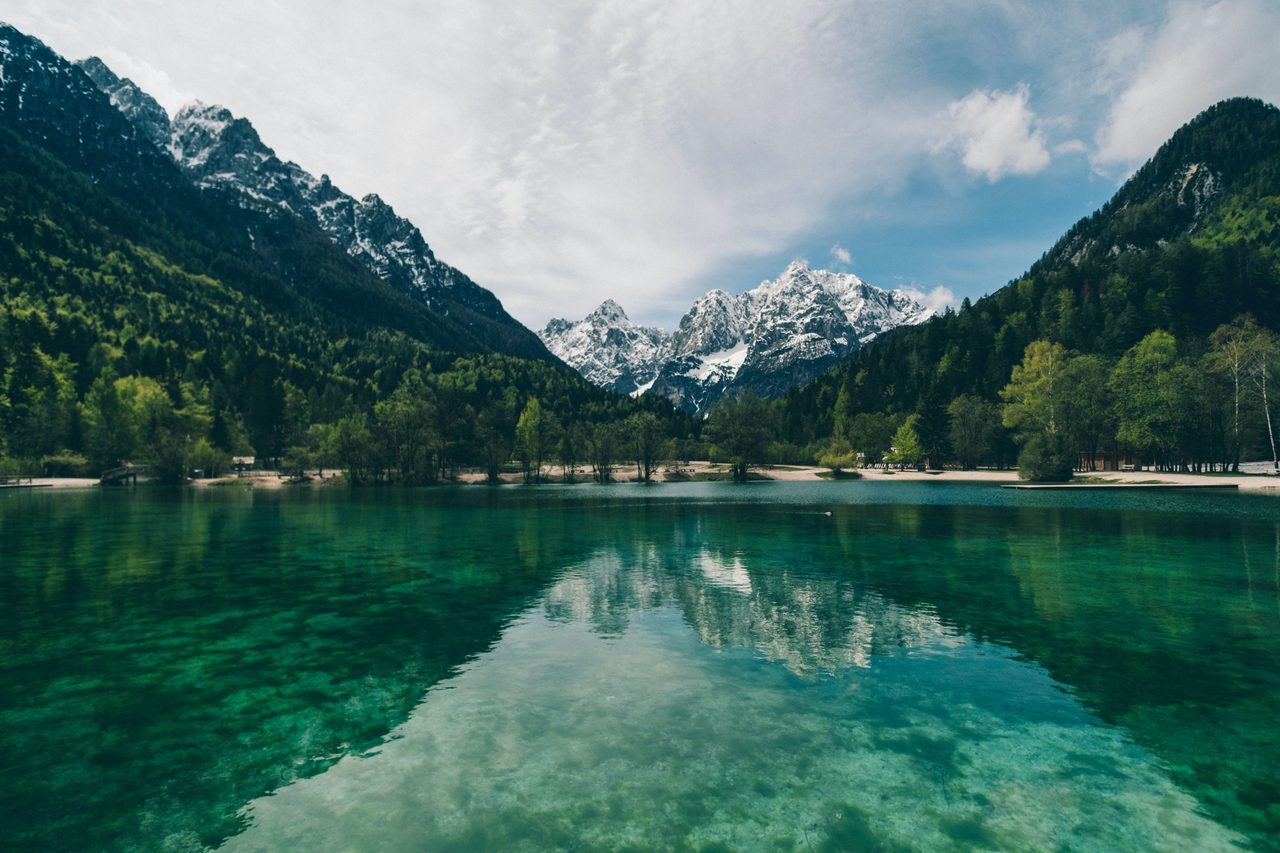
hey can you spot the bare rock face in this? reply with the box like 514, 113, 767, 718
540, 260, 932, 413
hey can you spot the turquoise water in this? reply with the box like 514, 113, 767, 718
1, 483, 1278, 850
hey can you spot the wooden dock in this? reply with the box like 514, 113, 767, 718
100, 465, 140, 486
0, 477, 49, 489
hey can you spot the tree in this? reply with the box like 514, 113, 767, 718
704, 395, 776, 481
946, 395, 1000, 470
1018, 432, 1074, 482
915, 387, 951, 467
1058, 355, 1114, 472
1001, 340, 1077, 480
1209, 316, 1258, 470
885, 415, 924, 468
515, 397, 559, 483
1246, 326, 1280, 471
558, 423, 584, 482
334, 414, 378, 484
374, 374, 438, 483
1001, 340, 1068, 438
81, 370, 135, 470
190, 438, 230, 478
1109, 330, 1186, 469
476, 400, 516, 484
847, 412, 898, 467
626, 412, 665, 482
585, 421, 621, 484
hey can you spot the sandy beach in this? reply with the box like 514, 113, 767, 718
10, 465, 1280, 491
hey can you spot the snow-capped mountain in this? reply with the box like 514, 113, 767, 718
74, 55, 546, 357
541, 260, 932, 413
538, 300, 668, 394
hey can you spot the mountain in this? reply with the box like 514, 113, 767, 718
779, 97, 1280, 444
72, 52, 548, 361
538, 300, 669, 395
540, 260, 930, 412
0, 23, 664, 470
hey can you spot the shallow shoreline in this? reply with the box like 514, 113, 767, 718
11, 465, 1280, 492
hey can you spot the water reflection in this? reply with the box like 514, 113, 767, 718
225, 522, 1244, 852
545, 542, 951, 677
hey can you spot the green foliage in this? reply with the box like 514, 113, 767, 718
585, 421, 621, 484
947, 395, 1000, 470
704, 395, 776, 481
779, 98, 1280, 467
1001, 341, 1069, 436
39, 450, 88, 476
885, 415, 924, 468
1109, 331, 1185, 459
189, 438, 229, 478
1017, 432, 1074, 482
515, 397, 559, 483
817, 437, 859, 473
625, 411, 665, 482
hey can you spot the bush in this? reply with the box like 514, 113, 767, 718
190, 438, 231, 478
818, 451, 859, 472
1017, 433, 1074, 482
40, 451, 91, 477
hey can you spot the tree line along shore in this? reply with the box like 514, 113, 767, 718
4, 315, 1279, 487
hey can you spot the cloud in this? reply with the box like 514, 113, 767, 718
942, 84, 1051, 182
7, 1, 1273, 326
1094, 0, 1280, 168
902, 285, 957, 315
829, 245, 852, 267
1, 0, 959, 326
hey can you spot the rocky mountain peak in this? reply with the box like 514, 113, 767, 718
541, 261, 933, 413
75, 56, 171, 148
170, 101, 272, 172
590, 299, 629, 322
538, 302, 669, 395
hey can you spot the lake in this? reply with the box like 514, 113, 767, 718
2, 482, 1278, 851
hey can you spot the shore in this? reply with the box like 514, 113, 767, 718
10, 465, 1280, 491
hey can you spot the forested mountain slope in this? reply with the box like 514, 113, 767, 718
780, 98, 1280, 449
0, 24, 670, 474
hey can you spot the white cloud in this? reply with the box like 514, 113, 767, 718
1094, 0, 1280, 168
6, 1, 1273, 326
942, 84, 1051, 182
902, 285, 957, 315
1, 0, 958, 326
829, 245, 852, 267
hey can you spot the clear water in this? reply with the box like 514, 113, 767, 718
2, 483, 1278, 851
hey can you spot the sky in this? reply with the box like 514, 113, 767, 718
7, 1, 1280, 329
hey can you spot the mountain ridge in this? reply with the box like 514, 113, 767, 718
66, 46, 549, 361
540, 259, 931, 412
